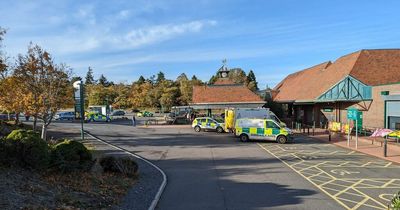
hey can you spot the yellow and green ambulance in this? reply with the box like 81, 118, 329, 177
192, 117, 225, 133
235, 118, 293, 143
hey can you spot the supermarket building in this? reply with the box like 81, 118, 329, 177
272, 49, 400, 130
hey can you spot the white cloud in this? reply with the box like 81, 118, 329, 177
124, 20, 217, 47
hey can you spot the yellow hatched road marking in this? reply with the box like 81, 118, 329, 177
351, 197, 369, 210
385, 162, 392, 167
334, 179, 364, 197
361, 162, 372, 167
258, 143, 351, 210
352, 187, 387, 209
382, 179, 396, 188
298, 161, 328, 172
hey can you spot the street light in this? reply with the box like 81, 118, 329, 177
73, 80, 85, 140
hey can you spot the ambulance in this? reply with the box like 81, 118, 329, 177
192, 117, 225, 133
224, 108, 286, 133
235, 118, 293, 143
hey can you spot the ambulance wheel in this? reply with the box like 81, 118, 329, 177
194, 126, 201, 132
277, 135, 287, 144
239, 134, 249, 142
216, 126, 224, 133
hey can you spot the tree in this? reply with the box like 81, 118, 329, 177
86, 84, 118, 106
111, 83, 131, 109
156, 71, 165, 84
191, 75, 203, 86
246, 70, 259, 92
176, 73, 188, 82
0, 27, 7, 80
71, 76, 82, 84
228, 68, 247, 84
85, 67, 95, 85
136, 75, 145, 85
129, 82, 152, 108
98, 74, 111, 87
0, 76, 28, 123
160, 86, 179, 111
14, 44, 72, 139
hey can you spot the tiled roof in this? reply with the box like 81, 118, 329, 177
273, 49, 400, 102
213, 78, 236, 85
192, 82, 264, 104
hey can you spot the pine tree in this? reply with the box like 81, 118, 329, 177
98, 74, 110, 87
156, 71, 165, 84
85, 67, 95, 85
246, 70, 259, 91
136, 75, 145, 85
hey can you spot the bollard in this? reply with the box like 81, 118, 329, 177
329, 132, 331, 141
307, 127, 310, 135
384, 136, 388, 157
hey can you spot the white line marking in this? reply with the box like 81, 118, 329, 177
85, 132, 167, 210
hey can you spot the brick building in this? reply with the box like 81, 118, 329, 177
190, 65, 265, 115
272, 49, 400, 129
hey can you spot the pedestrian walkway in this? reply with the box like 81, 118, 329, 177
294, 128, 400, 164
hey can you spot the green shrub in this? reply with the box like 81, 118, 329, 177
50, 140, 93, 173
390, 191, 400, 209
4, 129, 49, 169
100, 156, 138, 176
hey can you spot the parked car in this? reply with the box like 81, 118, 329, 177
192, 117, 225, 133
112, 110, 126, 116
85, 112, 112, 122
55, 112, 75, 120
137, 111, 153, 117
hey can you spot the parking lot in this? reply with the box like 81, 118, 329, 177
259, 135, 400, 210
46, 121, 399, 210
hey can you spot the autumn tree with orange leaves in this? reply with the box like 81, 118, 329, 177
13, 44, 72, 139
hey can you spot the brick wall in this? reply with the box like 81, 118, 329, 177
354, 83, 400, 129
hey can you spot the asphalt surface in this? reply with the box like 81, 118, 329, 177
47, 120, 342, 210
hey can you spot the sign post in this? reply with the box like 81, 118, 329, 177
73, 81, 85, 140
355, 118, 358, 149
347, 108, 362, 149
347, 119, 350, 147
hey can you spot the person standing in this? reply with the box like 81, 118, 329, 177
132, 115, 136, 127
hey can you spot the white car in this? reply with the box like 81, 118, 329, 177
55, 112, 75, 120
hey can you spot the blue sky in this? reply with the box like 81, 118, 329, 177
1, 0, 400, 88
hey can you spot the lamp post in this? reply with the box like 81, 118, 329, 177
73, 80, 85, 140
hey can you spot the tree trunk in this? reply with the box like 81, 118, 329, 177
41, 124, 47, 141
33, 116, 37, 131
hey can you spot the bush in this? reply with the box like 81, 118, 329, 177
390, 191, 400, 209
50, 140, 93, 173
4, 129, 49, 169
100, 156, 138, 176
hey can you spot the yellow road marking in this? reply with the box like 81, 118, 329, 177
361, 162, 372, 167
334, 179, 364, 197
307, 171, 324, 179
352, 187, 387, 208
350, 197, 369, 210
382, 179, 396, 188
299, 161, 328, 172
258, 143, 351, 210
